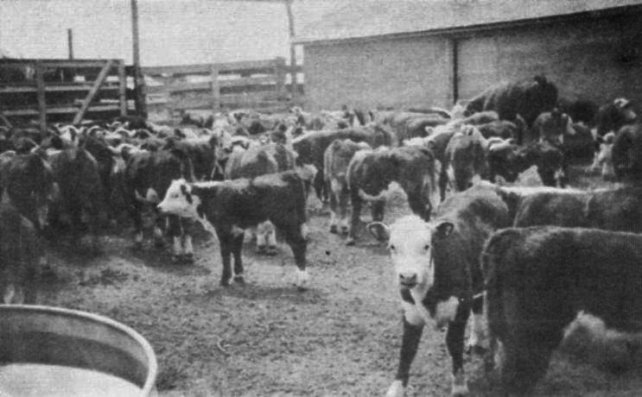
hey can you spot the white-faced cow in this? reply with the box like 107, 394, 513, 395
483, 226, 642, 395
369, 183, 511, 396
157, 169, 313, 289
346, 145, 439, 245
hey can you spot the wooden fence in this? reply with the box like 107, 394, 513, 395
143, 57, 303, 117
0, 58, 131, 134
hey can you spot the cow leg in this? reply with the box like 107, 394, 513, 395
266, 223, 278, 256
129, 200, 144, 249
153, 210, 167, 248
218, 232, 233, 287
370, 200, 385, 222
182, 228, 194, 264
85, 203, 101, 254
328, 180, 339, 234
255, 224, 267, 254
167, 215, 184, 262
314, 171, 326, 204
467, 295, 488, 354
279, 223, 308, 290
347, 191, 362, 246
232, 232, 245, 284
446, 313, 470, 396
500, 332, 557, 396
339, 184, 350, 235
439, 167, 448, 202
387, 315, 424, 397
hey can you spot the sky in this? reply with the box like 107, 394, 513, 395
0, 0, 341, 65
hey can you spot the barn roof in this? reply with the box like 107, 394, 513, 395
295, 0, 642, 44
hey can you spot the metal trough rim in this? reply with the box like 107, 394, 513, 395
0, 304, 158, 396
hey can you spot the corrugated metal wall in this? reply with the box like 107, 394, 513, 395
303, 9, 642, 112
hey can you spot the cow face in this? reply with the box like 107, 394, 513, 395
157, 178, 201, 219
369, 215, 434, 293
614, 98, 637, 123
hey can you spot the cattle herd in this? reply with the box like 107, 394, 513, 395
2, 74, 642, 395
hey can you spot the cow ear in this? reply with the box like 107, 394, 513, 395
180, 183, 192, 204
367, 221, 390, 242
435, 221, 454, 237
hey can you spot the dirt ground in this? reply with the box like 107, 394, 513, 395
36, 163, 642, 397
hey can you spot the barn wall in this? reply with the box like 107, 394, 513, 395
302, 9, 642, 113
457, 11, 642, 107
303, 36, 453, 111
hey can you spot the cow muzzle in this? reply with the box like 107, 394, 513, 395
358, 188, 388, 202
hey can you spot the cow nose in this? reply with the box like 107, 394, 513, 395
399, 272, 418, 286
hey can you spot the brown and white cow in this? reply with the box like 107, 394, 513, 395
346, 145, 439, 245
368, 183, 511, 396
323, 139, 371, 235
157, 169, 312, 289
483, 226, 642, 395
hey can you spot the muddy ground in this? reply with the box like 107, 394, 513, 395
36, 163, 642, 396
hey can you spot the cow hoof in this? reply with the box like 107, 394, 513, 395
171, 255, 181, 263
266, 246, 278, 256
451, 370, 469, 396
346, 238, 356, 246
234, 276, 245, 285
385, 380, 404, 397
220, 279, 231, 287
329, 225, 338, 234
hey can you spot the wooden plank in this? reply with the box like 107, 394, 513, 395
3, 105, 120, 117
211, 65, 220, 113
145, 76, 277, 95
0, 85, 121, 94
142, 59, 279, 77
72, 60, 115, 125
35, 61, 47, 136
273, 57, 286, 99
117, 60, 127, 116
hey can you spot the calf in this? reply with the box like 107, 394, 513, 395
590, 131, 616, 180
525, 108, 575, 146
368, 183, 510, 396
487, 141, 566, 187
225, 143, 297, 254
163, 135, 222, 180
444, 126, 486, 192
157, 170, 310, 289
483, 226, 642, 394
346, 145, 439, 245
0, 149, 57, 231
0, 198, 41, 304
595, 97, 637, 137
123, 148, 195, 261
323, 139, 371, 235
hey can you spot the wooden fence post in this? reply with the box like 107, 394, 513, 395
211, 65, 220, 113
73, 59, 115, 125
118, 60, 127, 117
274, 57, 286, 100
35, 61, 47, 137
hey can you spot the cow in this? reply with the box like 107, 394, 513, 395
487, 141, 566, 187
611, 123, 642, 182
46, 146, 104, 252
346, 145, 439, 245
589, 131, 616, 179
483, 226, 642, 395
557, 97, 598, 127
595, 97, 637, 138
464, 75, 558, 127
323, 139, 372, 235
382, 111, 449, 142
157, 170, 311, 289
123, 148, 195, 261
368, 183, 511, 397
224, 143, 297, 255
0, 148, 57, 232
0, 197, 41, 304
162, 135, 222, 180
524, 108, 575, 146
292, 125, 395, 203
444, 126, 487, 193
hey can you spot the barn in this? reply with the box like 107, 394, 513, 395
295, 0, 642, 112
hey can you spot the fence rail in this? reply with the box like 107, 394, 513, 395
0, 58, 131, 134
142, 57, 303, 117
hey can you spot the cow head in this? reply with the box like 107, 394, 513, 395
157, 178, 202, 219
614, 97, 637, 123
368, 215, 461, 328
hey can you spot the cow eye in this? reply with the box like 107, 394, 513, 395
424, 244, 430, 251
389, 244, 396, 252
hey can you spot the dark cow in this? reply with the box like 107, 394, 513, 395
464, 75, 558, 127
157, 170, 311, 289
595, 97, 637, 137
0, 199, 41, 304
611, 123, 642, 182
368, 183, 511, 396
292, 125, 395, 202
524, 108, 575, 146
383, 111, 449, 142
444, 126, 487, 192
562, 122, 595, 161
487, 141, 566, 187
0, 149, 57, 231
123, 148, 195, 261
346, 145, 439, 245
162, 135, 221, 180
47, 146, 103, 251
324, 139, 372, 235
557, 97, 598, 127
224, 143, 298, 254
483, 226, 642, 394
